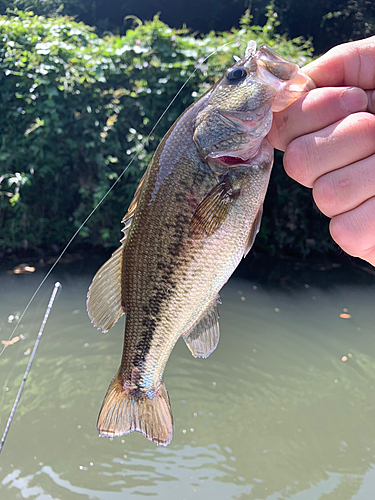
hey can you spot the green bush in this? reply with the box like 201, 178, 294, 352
0, 10, 334, 258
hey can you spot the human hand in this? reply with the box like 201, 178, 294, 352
268, 36, 375, 266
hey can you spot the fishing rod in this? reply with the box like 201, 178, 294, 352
0, 281, 62, 454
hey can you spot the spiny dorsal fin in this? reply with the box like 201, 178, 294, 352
97, 373, 173, 447
183, 298, 220, 358
244, 204, 263, 257
121, 171, 146, 239
87, 173, 147, 332
189, 176, 240, 238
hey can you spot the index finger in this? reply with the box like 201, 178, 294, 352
303, 36, 375, 89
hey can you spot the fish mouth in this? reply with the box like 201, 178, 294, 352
207, 151, 259, 173
210, 155, 251, 167
207, 140, 265, 170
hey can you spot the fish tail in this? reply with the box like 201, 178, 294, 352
97, 373, 173, 447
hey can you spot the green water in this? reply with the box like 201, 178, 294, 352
1, 258, 375, 499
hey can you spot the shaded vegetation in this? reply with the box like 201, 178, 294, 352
1, 0, 372, 54
273, 0, 375, 54
1, 0, 371, 260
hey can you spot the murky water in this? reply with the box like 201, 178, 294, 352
1, 257, 375, 499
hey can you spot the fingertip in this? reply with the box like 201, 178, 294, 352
313, 174, 338, 218
268, 114, 288, 152
340, 87, 368, 114
329, 216, 353, 255
283, 138, 314, 188
366, 89, 375, 114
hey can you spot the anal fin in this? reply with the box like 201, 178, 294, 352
183, 298, 220, 358
97, 373, 173, 447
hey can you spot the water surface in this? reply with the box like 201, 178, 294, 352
0, 258, 375, 499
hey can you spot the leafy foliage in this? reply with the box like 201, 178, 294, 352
322, 0, 375, 46
3, 0, 371, 56
0, 0, 84, 17
273, 0, 375, 54
0, 0, 251, 36
0, 9, 336, 258
2, 0, 372, 55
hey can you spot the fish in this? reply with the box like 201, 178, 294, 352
87, 41, 315, 446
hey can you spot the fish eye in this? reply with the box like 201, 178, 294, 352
226, 66, 247, 82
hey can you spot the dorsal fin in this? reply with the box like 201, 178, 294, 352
183, 298, 220, 358
87, 172, 147, 332
121, 171, 146, 239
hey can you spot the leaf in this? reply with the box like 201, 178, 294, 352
106, 114, 118, 127
339, 313, 351, 319
2, 336, 20, 347
24, 118, 44, 137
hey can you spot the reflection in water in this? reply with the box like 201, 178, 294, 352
0, 260, 375, 499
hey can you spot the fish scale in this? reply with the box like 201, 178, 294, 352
86, 41, 315, 446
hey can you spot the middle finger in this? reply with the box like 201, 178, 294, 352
283, 112, 375, 188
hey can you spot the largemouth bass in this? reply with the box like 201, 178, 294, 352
87, 41, 314, 446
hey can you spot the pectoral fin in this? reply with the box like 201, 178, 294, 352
183, 298, 220, 358
189, 176, 240, 238
244, 205, 263, 257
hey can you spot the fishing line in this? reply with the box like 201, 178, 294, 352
0, 38, 239, 356
0, 282, 62, 453
0, 285, 53, 406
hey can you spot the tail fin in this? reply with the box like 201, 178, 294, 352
97, 373, 173, 447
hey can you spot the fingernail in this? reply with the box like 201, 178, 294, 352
340, 87, 368, 113
368, 89, 375, 114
